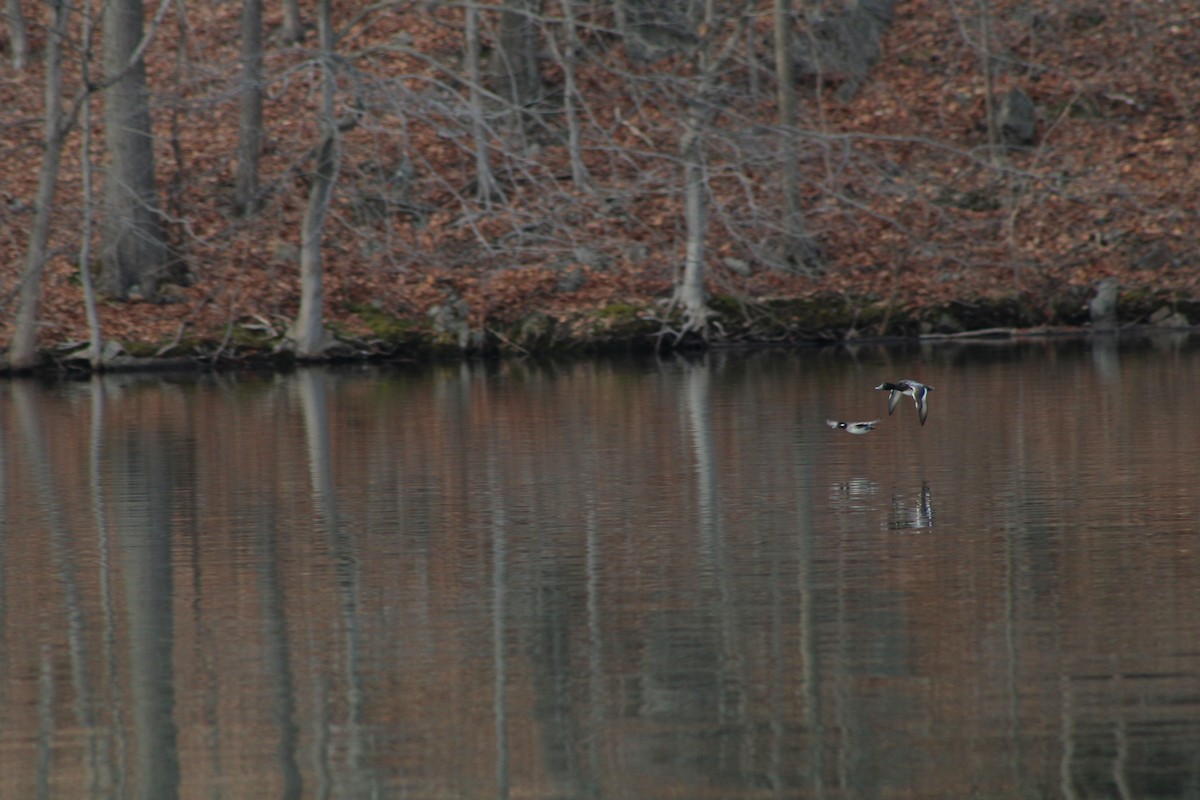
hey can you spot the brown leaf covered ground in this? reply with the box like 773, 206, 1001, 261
2, 0, 1198, 363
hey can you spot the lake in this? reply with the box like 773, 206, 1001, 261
1, 335, 1198, 798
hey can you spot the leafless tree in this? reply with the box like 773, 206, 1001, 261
11, 0, 168, 368
547, 0, 590, 190
977, 0, 1000, 164
236, 0, 265, 215
290, 0, 341, 357
78, 6, 104, 369
674, 2, 755, 335
4, 0, 28, 69
100, 0, 170, 299
773, 0, 821, 272
10, 0, 73, 369
489, 0, 545, 136
5, 0, 1113, 359
281, 0, 303, 44
465, 1, 502, 204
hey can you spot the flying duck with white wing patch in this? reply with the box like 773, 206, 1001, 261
875, 380, 934, 426
826, 419, 882, 435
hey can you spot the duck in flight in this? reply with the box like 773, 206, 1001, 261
826, 419, 881, 435
875, 380, 933, 426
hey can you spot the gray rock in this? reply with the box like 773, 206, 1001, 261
998, 87, 1036, 146
1129, 240, 1174, 271
1150, 305, 1189, 328
722, 257, 752, 277
1088, 278, 1119, 330
428, 295, 473, 349
793, 0, 897, 101
556, 267, 588, 293
573, 247, 610, 270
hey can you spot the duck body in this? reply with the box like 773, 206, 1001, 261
827, 419, 881, 435
875, 380, 934, 425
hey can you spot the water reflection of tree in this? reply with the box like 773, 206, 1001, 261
486, 451, 510, 800
3, 353, 1200, 796
113, 412, 185, 798
297, 368, 373, 796
887, 482, 935, 531
253, 424, 301, 799
13, 381, 118, 794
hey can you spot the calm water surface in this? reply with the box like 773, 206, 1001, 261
2, 336, 1199, 799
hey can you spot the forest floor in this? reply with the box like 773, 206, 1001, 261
2, 1, 1199, 370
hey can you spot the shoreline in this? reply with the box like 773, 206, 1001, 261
5, 293, 1196, 377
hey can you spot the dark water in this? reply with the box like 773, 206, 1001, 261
2, 336, 1199, 798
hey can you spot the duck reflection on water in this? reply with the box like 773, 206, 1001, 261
889, 481, 935, 532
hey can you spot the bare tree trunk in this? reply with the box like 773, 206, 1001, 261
490, 0, 544, 132
612, 0, 629, 42
465, 2, 501, 204
281, 0, 303, 44
4, 0, 28, 69
79, 0, 105, 367
236, 0, 264, 215
979, 0, 999, 165
774, 0, 801, 228
292, 0, 339, 357
677, 107, 710, 332
773, 0, 821, 273
554, 0, 589, 190
101, 0, 169, 299
11, 0, 72, 369
672, 4, 753, 335
114, 429, 180, 798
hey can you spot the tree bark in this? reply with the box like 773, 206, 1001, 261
281, 0, 303, 44
554, 0, 589, 190
490, 0, 544, 131
292, 0, 339, 357
672, 3, 753, 334
77, 0, 105, 366
4, 0, 28, 69
236, 0, 264, 215
773, 0, 821, 273
979, 0, 1000, 165
465, 2, 501, 204
79, 77, 105, 367
677, 106, 710, 333
101, 0, 169, 299
11, 0, 72, 369
774, 0, 801, 233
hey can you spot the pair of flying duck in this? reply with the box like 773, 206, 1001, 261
827, 380, 933, 434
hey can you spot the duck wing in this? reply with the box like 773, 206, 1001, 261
914, 386, 930, 425
887, 390, 901, 415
